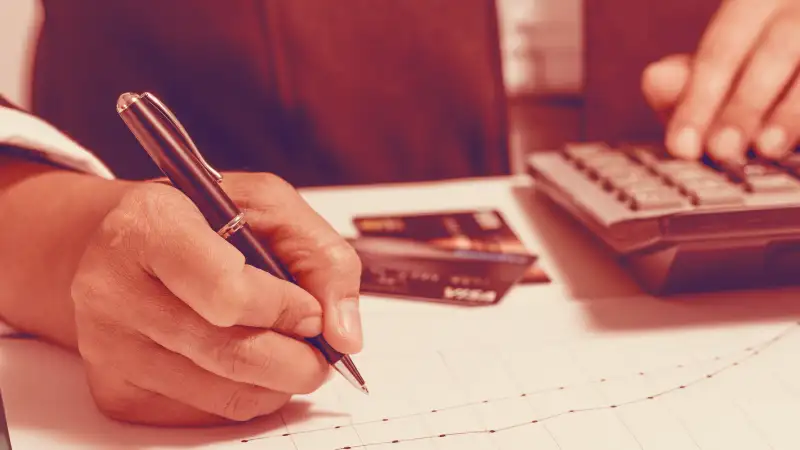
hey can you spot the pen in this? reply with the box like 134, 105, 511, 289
115, 92, 368, 395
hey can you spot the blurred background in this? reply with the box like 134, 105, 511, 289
0, 0, 583, 104
3, 0, 679, 175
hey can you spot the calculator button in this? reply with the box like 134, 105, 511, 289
678, 177, 731, 193
775, 153, 800, 170
582, 153, 634, 171
742, 163, 783, 177
746, 174, 800, 193
690, 187, 745, 206
627, 190, 685, 211
652, 160, 700, 173
563, 142, 609, 161
606, 171, 662, 190
623, 145, 668, 166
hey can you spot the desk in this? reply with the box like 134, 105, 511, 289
3, 176, 800, 449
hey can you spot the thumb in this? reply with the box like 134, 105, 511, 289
221, 173, 364, 355
642, 53, 692, 121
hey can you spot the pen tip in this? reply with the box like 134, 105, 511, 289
116, 92, 141, 113
361, 386, 370, 395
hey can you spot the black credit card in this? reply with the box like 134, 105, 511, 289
353, 209, 549, 284
348, 236, 534, 306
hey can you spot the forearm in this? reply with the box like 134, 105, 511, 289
0, 156, 132, 349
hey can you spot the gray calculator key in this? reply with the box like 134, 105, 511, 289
625, 146, 664, 167
582, 153, 634, 171
691, 187, 745, 206
679, 177, 731, 193
564, 143, 609, 161
776, 153, 800, 169
742, 163, 783, 177
627, 189, 685, 211
746, 174, 800, 193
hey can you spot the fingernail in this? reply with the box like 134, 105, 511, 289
757, 126, 787, 158
671, 127, 701, 159
337, 297, 362, 341
709, 127, 743, 161
294, 316, 323, 337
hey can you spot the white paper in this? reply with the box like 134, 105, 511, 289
3, 285, 800, 450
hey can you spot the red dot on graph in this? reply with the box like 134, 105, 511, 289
611, 405, 617, 408
439, 434, 446, 438
489, 430, 496, 433
282, 433, 290, 436
431, 410, 438, 413
680, 386, 686, 389
392, 440, 399, 443
482, 400, 489, 403
382, 418, 389, 422
648, 396, 654, 400
706, 374, 713, 378
521, 393, 527, 397
532, 420, 539, 423
559, 387, 565, 390
600, 378, 606, 382
335, 426, 341, 429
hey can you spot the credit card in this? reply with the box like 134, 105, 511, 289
349, 236, 535, 306
353, 209, 549, 284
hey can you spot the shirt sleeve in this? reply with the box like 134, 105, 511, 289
0, 97, 115, 179
0, 97, 116, 337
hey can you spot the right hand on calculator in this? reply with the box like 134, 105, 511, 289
70, 173, 363, 426
641, 0, 800, 163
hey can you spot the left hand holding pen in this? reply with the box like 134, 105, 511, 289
642, 0, 800, 162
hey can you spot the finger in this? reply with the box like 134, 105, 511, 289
706, 11, 800, 161
90, 335, 293, 423
85, 366, 230, 427
665, 0, 780, 159
641, 53, 692, 119
222, 173, 364, 354
77, 263, 330, 394
758, 74, 800, 158
100, 182, 323, 333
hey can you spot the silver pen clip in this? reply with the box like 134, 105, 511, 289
139, 92, 223, 183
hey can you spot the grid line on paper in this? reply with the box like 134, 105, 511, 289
562, 345, 645, 450
239, 322, 799, 449
498, 356, 563, 449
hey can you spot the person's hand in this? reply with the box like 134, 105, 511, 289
642, 0, 800, 162
69, 172, 363, 426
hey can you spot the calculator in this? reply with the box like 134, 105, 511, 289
526, 142, 800, 295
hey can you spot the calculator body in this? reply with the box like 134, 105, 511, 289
526, 143, 800, 295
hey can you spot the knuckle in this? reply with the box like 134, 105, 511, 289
322, 241, 362, 274
270, 284, 296, 328
219, 388, 289, 422
215, 334, 275, 381
220, 386, 267, 422
101, 183, 180, 248
766, 16, 800, 56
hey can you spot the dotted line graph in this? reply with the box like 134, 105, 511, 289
241, 322, 800, 449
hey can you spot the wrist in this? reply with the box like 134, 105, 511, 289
0, 157, 133, 348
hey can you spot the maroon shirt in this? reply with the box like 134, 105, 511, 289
30, 0, 509, 187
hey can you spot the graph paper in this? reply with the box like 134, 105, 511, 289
3, 293, 800, 450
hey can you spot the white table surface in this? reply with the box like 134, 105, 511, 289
4, 175, 800, 450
